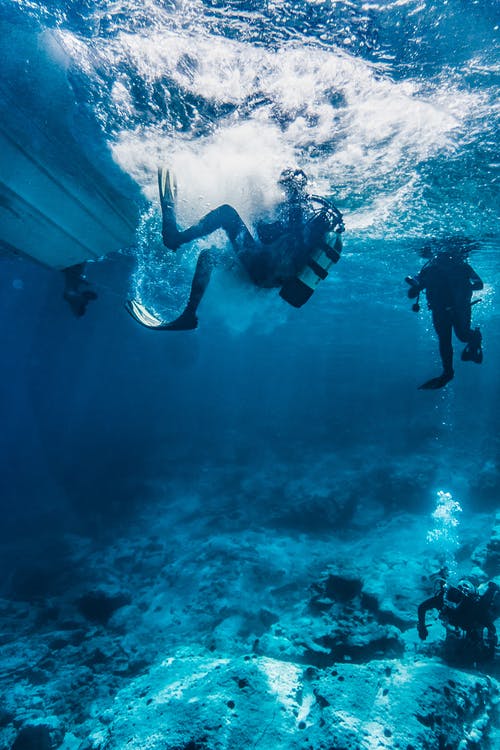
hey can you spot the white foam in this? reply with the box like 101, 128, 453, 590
53, 14, 490, 325
99, 29, 480, 232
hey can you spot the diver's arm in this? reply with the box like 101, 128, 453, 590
417, 595, 441, 639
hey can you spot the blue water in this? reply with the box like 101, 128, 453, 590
1, 3, 500, 748
1, 0, 499, 617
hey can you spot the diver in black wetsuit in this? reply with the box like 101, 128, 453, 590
62, 263, 98, 317
417, 578, 499, 664
405, 238, 484, 390
148, 167, 344, 330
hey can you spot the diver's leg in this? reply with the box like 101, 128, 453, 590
184, 249, 218, 317
184, 204, 266, 284
454, 306, 483, 363
419, 311, 454, 389
161, 204, 181, 249
159, 248, 219, 330
162, 204, 256, 255
453, 303, 473, 343
434, 312, 454, 377
180, 205, 255, 248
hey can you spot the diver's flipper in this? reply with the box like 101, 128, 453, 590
461, 328, 483, 363
125, 299, 169, 329
125, 299, 198, 331
158, 167, 177, 209
461, 342, 483, 364
418, 371, 454, 390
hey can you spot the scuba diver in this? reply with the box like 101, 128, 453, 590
417, 578, 499, 664
125, 167, 344, 330
405, 237, 484, 390
62, 263, 98, 317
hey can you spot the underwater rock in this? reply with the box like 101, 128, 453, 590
310, 573, 363, 609
74, 650, 499, 750
11, 720, 64, 750
485, 512, 500, 576
470, 512, 500, 582
1, 512, 498, 749
306, 660, 499, 750
11, 725, 52, 750
76, 729, 110, 750
0, 706, 14, 728
75, 590, 130, 626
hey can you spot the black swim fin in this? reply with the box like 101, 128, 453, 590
418, 371, 454, 390
461, 337, 483, 364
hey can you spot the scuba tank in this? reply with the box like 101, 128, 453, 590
279, 196, 344, 308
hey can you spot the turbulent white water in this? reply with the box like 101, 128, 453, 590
4, 0, 498, 317
57, 21, 493, 240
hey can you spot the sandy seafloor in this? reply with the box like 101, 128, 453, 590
1, 471, 499, 750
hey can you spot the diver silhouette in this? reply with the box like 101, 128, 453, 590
418, 578, 498, 664
405, 238, 484, 389
62, 263, 98, 318
126, 167, 344, 330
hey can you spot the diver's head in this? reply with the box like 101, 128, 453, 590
456, 579, 477, 599
444, 579, 477, 609
278, 167, 308, 196
419, 236, 478, 262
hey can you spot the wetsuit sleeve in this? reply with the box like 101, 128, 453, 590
468, 265, 484, 291
418, 595, 441, 626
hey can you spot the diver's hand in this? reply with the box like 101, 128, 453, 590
417, 623, 428, 640
405, 276, 420, 298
